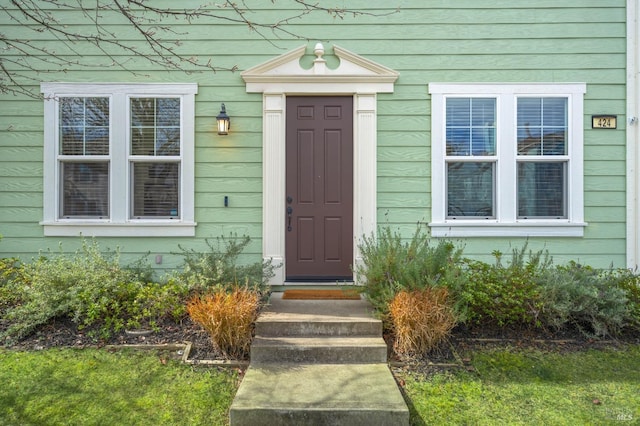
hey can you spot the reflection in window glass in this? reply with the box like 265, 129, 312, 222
447, 162, 494, 218
446, 98, 496, 156
61, 162, 109, 217
131, 162, 179, 218
131, 98, 181, 156
517, 98, 567, 155
518, 162, 566, 218
59, 97, 109, 155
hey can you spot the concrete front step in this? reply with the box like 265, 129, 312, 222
251, 336, 388, 364
229, 363, 410, 426
255, 292, 382, 337
256, 319, 381, 337
229, 292, 410, 425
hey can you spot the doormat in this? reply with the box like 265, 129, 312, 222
282, 289, 361, 300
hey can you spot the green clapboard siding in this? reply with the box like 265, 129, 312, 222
0, 0, 629, 271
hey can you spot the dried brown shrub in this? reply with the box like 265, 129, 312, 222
389, 288, 457, 358
187, 286, 260, 359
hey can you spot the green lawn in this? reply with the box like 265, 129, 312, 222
0, 348, 237, 426
401, 345, 640, 425
1, 346, 638, 425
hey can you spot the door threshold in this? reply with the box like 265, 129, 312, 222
270, 281, 356, 292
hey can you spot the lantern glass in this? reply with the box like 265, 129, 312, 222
217, 117, 229, 135
216, 103, 230, 135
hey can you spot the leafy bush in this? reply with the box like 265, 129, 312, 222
457, 246, 551, 328
356, 225, 466, 321
539, 262, 630, 338
615, 271, 640, 330
176, 234, 276, 295
77, 279, 190, 339
389, 288, 457, 358
1, 240, 187, 342
0, 258, 29, 316
186, 286, 260, 359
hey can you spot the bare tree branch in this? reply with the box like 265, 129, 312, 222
0, 0, 398, 98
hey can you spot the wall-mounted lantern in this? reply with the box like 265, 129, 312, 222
216, 103, 230, 135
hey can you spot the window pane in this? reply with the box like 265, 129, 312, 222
130, 98, 156, 127
156, 128, 180, 155
446, 98, 495, 156
131, 162, 179, 218
157, 98, 180, 126
61, 162, 109, 218
518, 162, 566, 218
131, 127, 155, 155
447, 162, 494, 217
131, 98, 181, 156
517, 97, 567, 156
60, 97, 109, 155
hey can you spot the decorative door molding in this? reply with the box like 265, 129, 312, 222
242, 43, 398, 284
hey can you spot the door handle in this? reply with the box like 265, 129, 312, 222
287, 206, 293, 232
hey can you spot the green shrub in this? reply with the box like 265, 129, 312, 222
456, 246, 551, 328
77, 279, 190, 339
1, 240, 187, 343
539, 263, 630, 338
0, 258, 29, 316
615, 271, 640, 330
175, 234, 276, 295
356, 225, 466, 322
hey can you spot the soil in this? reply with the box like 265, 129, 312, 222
4, 315, 640, 377
3, 317, 223, 361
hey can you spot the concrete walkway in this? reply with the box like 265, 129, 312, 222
229, 292, 410, 425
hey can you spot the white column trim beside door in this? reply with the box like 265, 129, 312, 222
242, 43, 398, 285
353, 94, 378, 283
263, 94, 286, 284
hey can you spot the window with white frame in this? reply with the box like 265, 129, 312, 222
41, 83, 197, 237
429, 83, 587, 237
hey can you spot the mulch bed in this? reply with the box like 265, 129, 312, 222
3, 317, 639, 377
2, 317, 222, 360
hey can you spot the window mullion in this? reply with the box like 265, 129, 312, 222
500, 94, 517, 222
111, 93, 127, 222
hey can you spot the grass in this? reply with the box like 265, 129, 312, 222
0, 348, 238, 426
1, 346, 639, 425
401, 345, 640, 425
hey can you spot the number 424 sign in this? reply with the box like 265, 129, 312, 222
592, 115, 617, 129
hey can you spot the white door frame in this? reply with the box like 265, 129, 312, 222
242, 43, 398, 284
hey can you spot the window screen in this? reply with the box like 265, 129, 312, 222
131, 162, 179, 218
447, 162, 494, 218
61, 162, 109, 218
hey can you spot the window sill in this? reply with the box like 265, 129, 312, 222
41, 221, 197, 237
429, 221, 587, 238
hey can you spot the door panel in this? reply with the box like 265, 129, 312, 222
285, 96, 353, 281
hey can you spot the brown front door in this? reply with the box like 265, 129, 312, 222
285, 96, 354, 281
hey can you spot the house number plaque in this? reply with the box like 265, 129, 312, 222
592, 115, 617, 129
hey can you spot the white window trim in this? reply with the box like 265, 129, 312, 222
429, 83, 587, 237
40, 83, 198, 237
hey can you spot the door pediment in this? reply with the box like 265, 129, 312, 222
242, 43, 398, 93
